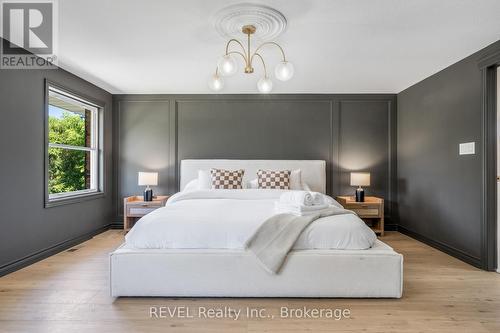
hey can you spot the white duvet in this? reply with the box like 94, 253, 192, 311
124, 189, 377, 250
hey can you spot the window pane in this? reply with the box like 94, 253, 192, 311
48, 92, 92, 148
48, 147, 91, 195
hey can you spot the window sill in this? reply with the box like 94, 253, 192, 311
45, 191, 105, 208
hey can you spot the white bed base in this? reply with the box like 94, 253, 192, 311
110, 240, 403, 298
111, 159, 403, 298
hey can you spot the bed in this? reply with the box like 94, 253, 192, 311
110, 160, 403, 298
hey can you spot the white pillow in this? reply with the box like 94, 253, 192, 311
248, 178, 259, 189
197, 170, 212, 189
301, 182, 312, 191
183, 179, 199, 191
289, 169, 302, 190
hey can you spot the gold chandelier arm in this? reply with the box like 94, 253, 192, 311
251, 41, 287, 62
252, 53, 268, 77
225, 39, 247, 57
227, 51, 248, 64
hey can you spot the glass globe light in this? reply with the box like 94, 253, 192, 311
274, 61, 294, 81
208, 74, 224, 91
217, 54, 237, 76
257, 76, 273, 93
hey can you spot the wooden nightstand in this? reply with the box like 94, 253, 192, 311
123, 196, 169, 231
336, 196, 384, 236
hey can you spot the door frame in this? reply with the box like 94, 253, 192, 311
479, 50, 500, 271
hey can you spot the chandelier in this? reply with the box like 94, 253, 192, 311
209, 24, 294, 93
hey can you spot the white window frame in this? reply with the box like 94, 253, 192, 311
45, 81, 105, 207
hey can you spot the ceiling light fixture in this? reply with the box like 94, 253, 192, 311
209, 24, 294, 93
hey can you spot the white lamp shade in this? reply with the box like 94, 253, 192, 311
350, 172, 370, 186
138, 172, 158, 186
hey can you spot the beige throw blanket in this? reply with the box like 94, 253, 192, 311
244, 207, 355, 274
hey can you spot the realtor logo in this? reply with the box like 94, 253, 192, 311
1, 0, 58, 69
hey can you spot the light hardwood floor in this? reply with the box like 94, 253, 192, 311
0, 231, 499, 333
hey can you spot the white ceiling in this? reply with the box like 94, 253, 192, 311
57, 0, 500, 94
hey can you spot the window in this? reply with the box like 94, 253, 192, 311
45, 83, 103, 206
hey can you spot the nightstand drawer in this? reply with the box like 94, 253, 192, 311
336, 196, 384, 236
352, 208, 379, 216
129, 207, 158, 216
124, 195, 170, 231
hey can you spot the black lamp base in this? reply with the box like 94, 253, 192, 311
144, 188, 153, 201
355, 187, 365, 202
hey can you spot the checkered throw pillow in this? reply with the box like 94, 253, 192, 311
210, 169, 245, 189
257, 169, 291, 189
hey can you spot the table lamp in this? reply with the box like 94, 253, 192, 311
350, 172, 370, 202
138, 172, 158, 201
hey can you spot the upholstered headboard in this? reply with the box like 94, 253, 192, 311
180, 159, 326, 193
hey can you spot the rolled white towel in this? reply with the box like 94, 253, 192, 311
312, 192, 325, 205
279, 191, 314, 206
274, 202, 330, 216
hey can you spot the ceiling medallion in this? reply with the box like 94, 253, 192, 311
213, 3, 287, 41
209, 4, 293, 93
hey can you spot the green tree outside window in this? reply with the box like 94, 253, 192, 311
48, 110, 89, 194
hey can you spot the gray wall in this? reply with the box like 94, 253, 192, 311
2, 35, 497, 273
113, 94, 397, 227
0, 39, 113, 275
397, 40, 500, 267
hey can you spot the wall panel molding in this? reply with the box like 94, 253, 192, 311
112, 94, 397, 226
174, 98, 335, 193
338, 99, 395, 224
114, 99, 171, 220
